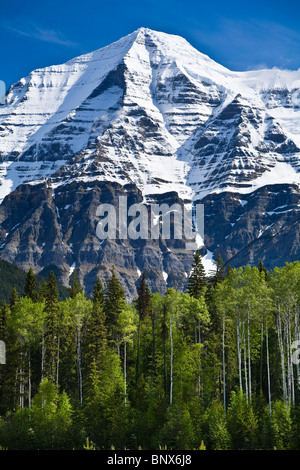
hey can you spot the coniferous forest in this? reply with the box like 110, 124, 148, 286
0, 254, 300, 451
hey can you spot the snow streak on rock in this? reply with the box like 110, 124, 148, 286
0, 27, 299, 204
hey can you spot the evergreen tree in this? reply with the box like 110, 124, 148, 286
43, 271, 59, 382
24, 268, 37, 301
69, 269, 83, 299
135, 272, 151, 383
136, 273, 151, 320
84, 277, 107, 368
104, 267, 126, 347
0, 301, 9, 340
267, 400, 292, 450
159, 403, 194, 450
227, 390, 258, 450
9, 288, 19, 310
226, 263, 232, 277
202, 400, 231, 450
30, 379, 73, 449
258, 259, 268, 280
1, 260, 300, 450
214, 253, 226, 286
290, 405, 300, 450
92, 276, 105, 306
44, 271, 58, 314
186, 250, 207, 299
0, 301, 10, 414
161, 298, 169, 396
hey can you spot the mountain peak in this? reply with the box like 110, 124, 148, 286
0, 28, 299, 203
0, 28, 299, 296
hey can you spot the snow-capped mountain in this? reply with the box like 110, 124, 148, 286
0, 28, 299, 296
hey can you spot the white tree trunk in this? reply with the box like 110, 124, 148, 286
247, 305, 252, 401
243, 316, 248, 401
237, 316, 243, 392
170, 313, 173, 405
222, 313, 226, 411
294, 303, 300, 390
56, 336, 60, 386
77, 328, 83, 405
266, 314, 272, 415
19, 351, 24, 409
260, 315, 264, 390
277, 310, 287, 406
124, 341, 127, 405
41, 333, 45, 381
28, 351, 31, 408
287, 314, 295, 405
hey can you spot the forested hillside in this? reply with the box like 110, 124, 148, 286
0, 254, 300, 450
0, 258, 70, 304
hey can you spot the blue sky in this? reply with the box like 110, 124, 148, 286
1, 0, 300, 89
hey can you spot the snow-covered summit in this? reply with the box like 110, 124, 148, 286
0, 27, 299, 202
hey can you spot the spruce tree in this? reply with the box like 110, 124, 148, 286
0, 301, 9, 412
24, 268, 37, 301
84, 277, 107, 367
258, 259, 268, 280
161, 299, 168, 395
69, 269, 83, 299
212, 253, 226, 286
9, 288, 19, 310
43, 271, 59, 382
0, 301, 9, 340
104, 267, 126, 346
187, 250, 207, 298
226, 263, 232, 277
135, 272, 151, 382
92, 276, 105, 306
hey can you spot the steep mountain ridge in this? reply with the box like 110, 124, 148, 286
0, 28, 299, 296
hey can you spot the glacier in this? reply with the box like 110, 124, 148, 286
0, 27, 299, 295
0, 27, 299, 203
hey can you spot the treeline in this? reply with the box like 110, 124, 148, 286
0, 258, 70, 304
0, 255, 300, 450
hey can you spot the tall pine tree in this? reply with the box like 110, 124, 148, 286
135, 272, 151, 383
104, 267, 126, 348
258, 259, 268, 280
24, 268, 37, 301
211, 253, 226, 287
84, 277, 107, 367
187, 250, 207, 299
43, 271, 59, 382
9, 288, 19, 310
69, 269, 84, 299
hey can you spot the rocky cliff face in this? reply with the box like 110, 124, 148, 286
0, 179, 195, 297
0, 28, 299, 297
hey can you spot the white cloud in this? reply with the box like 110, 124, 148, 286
1, 20, 78, 47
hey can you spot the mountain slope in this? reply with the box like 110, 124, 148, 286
0, 28, 299, 296
0, 257, 70, 304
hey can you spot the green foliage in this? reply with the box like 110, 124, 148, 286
186, 250, 207, 299
159, 403, 194, 450
104, 266, 126, 345
202, 400, 231, 450
261, 400, 292, 450
69, 269, 84, 299
0, 258, 69, 304
0, 261, 300, 450
24, 268, 37, 301
227, 390, 258, 449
